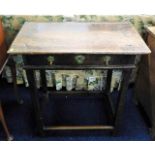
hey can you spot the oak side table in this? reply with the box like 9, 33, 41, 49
7, 22, 150, 135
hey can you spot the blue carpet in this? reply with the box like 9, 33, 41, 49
0, 84, 152, 141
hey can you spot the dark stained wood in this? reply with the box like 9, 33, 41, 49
25, 69, 44, 135
40, 70, 47, 91
114, 69, 132, 134
104, 70, 114, 124
40, 70, 49, 109
148, 33, 155, 138
135, 55, 151, 119
103, 93, 115, 125
135, 26, 155, 139
23, 54, 135, 66
106, 70, 112, 93
23, 64, 136, 70
146, 26, 155, 38
9, 57, 24, 104
43, 125, 114, 130
8, 22, 147, 136
7, 22, 150, 55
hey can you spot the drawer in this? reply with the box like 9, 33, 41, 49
24, 54, 135, 66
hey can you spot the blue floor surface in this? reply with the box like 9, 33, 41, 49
0, 85, 151, 141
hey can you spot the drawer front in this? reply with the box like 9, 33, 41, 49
24, 54, 135, 66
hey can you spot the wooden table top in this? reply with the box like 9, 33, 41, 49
7, 22, 151, 55
146, 26, 155, 37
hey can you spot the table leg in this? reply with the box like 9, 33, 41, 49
9, 57, 23, 104
104, 69, 114, 124
26, 69, 44, 135
106, 69, 112, 93
113, 69, 132, 135
40, 70, 49, 105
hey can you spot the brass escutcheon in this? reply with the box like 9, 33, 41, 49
47, 56, 55, 65
102, 56, 111, 65
74, 55, 85, 64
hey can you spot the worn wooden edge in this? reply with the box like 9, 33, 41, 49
47, 90, 106, 96
43, 125, 114, 130
7, 51, 151, 55
23, 64, 136, 70
128, 23, 151, 54
145, 26, 155, 38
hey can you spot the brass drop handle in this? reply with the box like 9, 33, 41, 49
75, 55, 85, 64
47, 56, 55, 65
102, 56, 111, 65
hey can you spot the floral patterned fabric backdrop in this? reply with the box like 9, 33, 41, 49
1, 15, 155, 91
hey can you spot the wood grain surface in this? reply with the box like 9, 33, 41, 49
146, 26, 155, 38
7, 22, 151, 55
